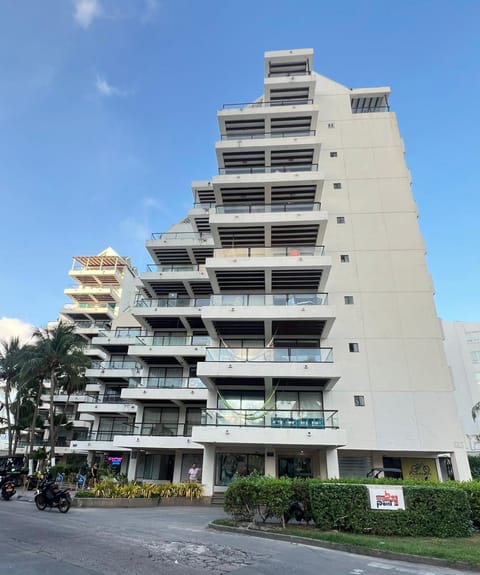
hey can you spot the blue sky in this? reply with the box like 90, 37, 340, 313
0, 0, 479, 337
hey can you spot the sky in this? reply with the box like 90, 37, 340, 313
0, 0, 479, 340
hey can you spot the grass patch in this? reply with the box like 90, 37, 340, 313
211, 521, 480, 566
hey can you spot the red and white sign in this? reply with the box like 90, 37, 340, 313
367, 485, 405, 510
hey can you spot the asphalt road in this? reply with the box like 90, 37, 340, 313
0, 497, 475, 575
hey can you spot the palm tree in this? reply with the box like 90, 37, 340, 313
0, 337, 22, 456
24, 322, 90, 465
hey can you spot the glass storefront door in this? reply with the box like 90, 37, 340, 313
278, 456, 312, 479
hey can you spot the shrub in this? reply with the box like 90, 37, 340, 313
468, 457, 480, 480
86, 480, 203, 500
459, 481, 480, 528
224, 474, 261, 521
309, 483, 472, 538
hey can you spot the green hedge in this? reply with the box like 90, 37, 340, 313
309, 483, 472, 537
225, 476, 474, 537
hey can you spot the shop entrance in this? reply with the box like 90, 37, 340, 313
278, 455, 312, 479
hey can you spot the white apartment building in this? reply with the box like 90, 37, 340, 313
443, 321, 480, 455
72, 49, 471, 492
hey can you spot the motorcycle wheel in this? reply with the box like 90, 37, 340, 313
35, 493, 47, 511
58, 495, 71, 513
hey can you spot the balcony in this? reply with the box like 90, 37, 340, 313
222, 99, 313, 110
86, 360, 142, 380
113, 423, 202, 450
70, 431, 132, 452
210, 293, 328, 306
192, 408, 346, 447
133, 296, 211, 308
128, 335, 210, 363
149, 231, 212, 242
212, 246, 324, 258
214, 202, 320, 214
198, 346, 340, 388
219, 164, 318, 175
123, 376, 208, 402
78, 393, 136, 415
220, 129, 316, 140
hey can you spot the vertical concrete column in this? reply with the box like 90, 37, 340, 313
173, 451, 183, 483
201, 445, 216, 497
450, 448, 472, 481
127, 451, 138, 481
325, 447, 339, 479
264, 447, 276, 477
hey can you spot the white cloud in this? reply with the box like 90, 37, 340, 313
74, 0, 102, 29
0, 318, 35, 346
95, 74, 127, 97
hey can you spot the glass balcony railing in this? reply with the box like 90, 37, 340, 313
74, 320, 112, 329
222, 99, 313, 109
201, 408, 339, 429
90, 360, 142, 370
213, 246, 325, 258
133, 297, 211, 308
134, 335, 210, 346
219, 164, 318, 175
150, 231, 212, 241
146, 264, 206, 273
128, 377, 206, 389
210, 293, 328, 306
135, 422, 193, 436
205, 347, 333, 363
215, 202, 320, 214
82, 431, 132, 442
81, 394, 129, 404
220, 129, 316, 140
96, 329, 145, 338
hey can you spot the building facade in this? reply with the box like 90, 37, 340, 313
71, 49, 471, 491
443, 321, 480, 455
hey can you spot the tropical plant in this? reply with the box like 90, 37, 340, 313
22, 322, 90, 464
0, 337, 24, 456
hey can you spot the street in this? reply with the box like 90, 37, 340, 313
0, 498, 476, 575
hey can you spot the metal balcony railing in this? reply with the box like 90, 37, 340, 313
83, 431, 132, 442
215, 202, 320, 214
205, 346, 333, 363
201, 408, 338, 429
134, 335, 210, 346
213, 246, 325, 258
128, 377, 206, 389
219, 164, 318, 175
222, 99, 313, 109
150, 231, 212, 241
220, 129, 316, 140
74, 320, 112, 329
210, 292, 328, 306
133, 296, 211, 308
352, 106, 390, 114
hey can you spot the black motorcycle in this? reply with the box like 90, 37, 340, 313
35, 477, 72, 513
0, 472, 16, 500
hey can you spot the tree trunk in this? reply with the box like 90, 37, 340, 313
5, 381, 12, 457
26, 382, 42, 468
49, 371, 56, 466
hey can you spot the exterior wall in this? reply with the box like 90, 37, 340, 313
443, 321, 480, 454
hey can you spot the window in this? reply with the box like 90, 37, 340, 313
333, 182, 342, 189
344, 296, 354, 305
340, 254, 350, 263
336, 216, 345, 224
330, 151, 337, 157
349, 343, 359, 353
354, 395, 365, 407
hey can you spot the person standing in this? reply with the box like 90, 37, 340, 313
91, 462, 99, 485
187, 463, 200, 482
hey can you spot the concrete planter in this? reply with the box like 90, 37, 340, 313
73, 496, 210, 508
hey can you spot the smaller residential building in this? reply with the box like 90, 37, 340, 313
443, 321, 480, 454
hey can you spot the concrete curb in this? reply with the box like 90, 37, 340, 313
208, 522, 478, 573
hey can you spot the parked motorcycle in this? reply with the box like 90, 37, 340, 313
0, 473, 16, 500
34, 476, 72, 513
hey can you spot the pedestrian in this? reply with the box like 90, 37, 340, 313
91, 462, 99, 485
187, 463, 200, 482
